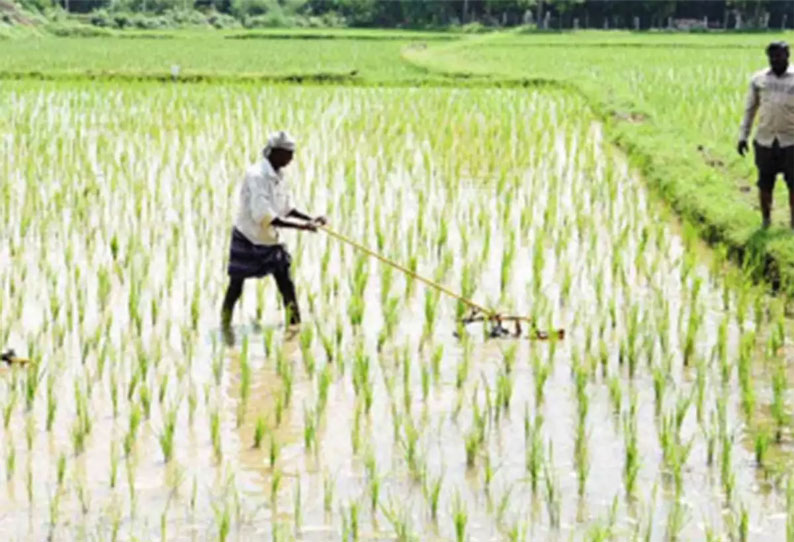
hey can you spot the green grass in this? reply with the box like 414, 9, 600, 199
0, 29, 448, 83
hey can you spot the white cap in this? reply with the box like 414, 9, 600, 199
264, 130, 296, 157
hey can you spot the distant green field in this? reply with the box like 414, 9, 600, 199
0, 29, 452, 82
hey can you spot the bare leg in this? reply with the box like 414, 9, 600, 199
221, 278, 244, 343
760, 188, 773, 228
273, 266, 301, 326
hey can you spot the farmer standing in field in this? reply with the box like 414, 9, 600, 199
221, 131, 326, 343
738, 41, 794, 229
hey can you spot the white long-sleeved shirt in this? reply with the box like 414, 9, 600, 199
739, 67, 794, 147
234, 159, 292, 246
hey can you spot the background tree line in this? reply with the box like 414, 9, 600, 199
13, 0, 794, 30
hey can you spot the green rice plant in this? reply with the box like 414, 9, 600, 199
253, 416, 266, 449
456, 339, 472, 390
623, 401, 640, 499
772, 359, 788, 442
543, 443, 561, 529
531, 354, 550, 408
3, 387, 17, 429
452, 492, 467, 542
364, 449, 380, 512
525, 412, 544, 493
625, 304, 640, 377
324, 471, 334, 515
464, 427, 480, 469
140, 383, 152, 419
665, 497, 687, 542
303, 403, 317, 452
23, 363, 41, 412
422, 290, 439, 342
293, 476, 302, 532
598, 338, 609, 377
574, 417, 589, 497
299, 325, 315, 376
56, 452, 66, 488
158, 372, 169, 405
738, 503, 749, 542
402, 348, 412, 411
269, 434, 280, 468
721, 432, 734, 504
159, 405, 177, 463
214, 503, 230, 542
500, 230, 515, 297
319, 325, 336, 364
496, 369, 513, 412
349, 501, 360, 542
4, 441, 16, 482
457, 263, 476, 321
424, 472, 442, 522
124, 404, 141, 456
421, 364, 430, 401
271, 467, 283, 503
210, 409, 222, 462
402, 416, 421, 479
502, 344, 517, 374
431, 344, 443, 380
754, 429, 769, 468
109, 441, 118, 488
188, 385, 197, 425
263, 327, 275, 360
24, 413, 34, 451
652, 366, 666, 416
607, 375, 622, 415
381, 497, 416, 542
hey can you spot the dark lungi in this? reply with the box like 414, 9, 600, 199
754, 139, 794, 190
227, 227, 292, 279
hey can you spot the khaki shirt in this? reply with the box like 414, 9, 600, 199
234, 159, 292, 246
740, 67, 794, 147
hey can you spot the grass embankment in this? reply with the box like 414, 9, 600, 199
407, 30, 794, 292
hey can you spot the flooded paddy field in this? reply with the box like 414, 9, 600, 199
1, 82, 792, 541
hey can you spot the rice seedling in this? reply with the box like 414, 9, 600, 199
269, 435, 280, 468
452, 492, 467, 542
525, 410, 544, 494
210, 409, 222, 462
772, 359, 788, 442
253, 416, 266, 449
293, 476, 302, 532
270, 467, 283, 504
543, 443, 561, 529
159, 405, 178, 463
214, 503, 230, 542
623, 397, 640, 499
46, 373, 56, 433
303, 403, 317, 452
754, 429, 769, 468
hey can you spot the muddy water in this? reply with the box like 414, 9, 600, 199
0, 82, 787, 541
